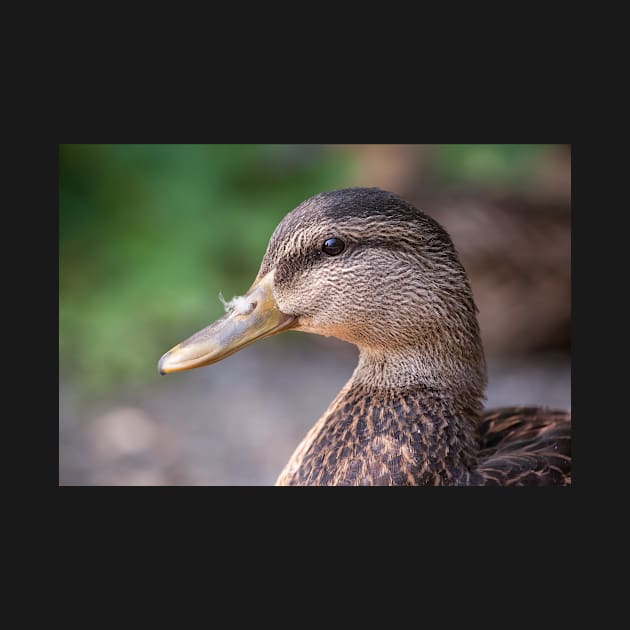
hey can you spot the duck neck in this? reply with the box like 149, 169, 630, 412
340, 347, 485, 481
277, 347, 487, 486
277, 351, 481, 486
354, 346, 486, 405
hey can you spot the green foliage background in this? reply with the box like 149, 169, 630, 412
59, 144, 558, 395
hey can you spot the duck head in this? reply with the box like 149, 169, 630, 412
159, 187, 486, 398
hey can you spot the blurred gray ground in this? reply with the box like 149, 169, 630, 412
59, 335, 570, 486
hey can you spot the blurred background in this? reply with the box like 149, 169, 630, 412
59, 144, 571, 485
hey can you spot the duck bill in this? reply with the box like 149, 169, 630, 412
158, 271, 295, 375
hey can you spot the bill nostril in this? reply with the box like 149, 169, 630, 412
232, 296, 255, 316
235, 301, 256, 315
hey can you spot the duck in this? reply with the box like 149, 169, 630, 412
158, 187, 571, 486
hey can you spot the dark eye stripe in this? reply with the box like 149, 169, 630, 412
322, 237, 345, 256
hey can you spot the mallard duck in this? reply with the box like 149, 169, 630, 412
158, 187, 571, 486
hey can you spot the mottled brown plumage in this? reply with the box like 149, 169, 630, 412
276, 385, 571, 486
161, 187, 571, 485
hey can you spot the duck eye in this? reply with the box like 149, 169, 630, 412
322, 237, 345, 256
